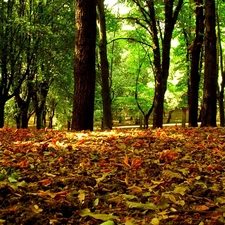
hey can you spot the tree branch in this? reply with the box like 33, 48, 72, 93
107, 37, 152, 48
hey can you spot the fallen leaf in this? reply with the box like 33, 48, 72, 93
124, 154, 131, 167
127, 185, 143, 194
80, 208, 119, 221
131, 158, 142, 169
126, 201, 157, 210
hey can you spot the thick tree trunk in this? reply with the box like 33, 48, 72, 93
97, 0, 112, 130
36, 108, 44, 130
201, 0, 217, 127
188, 0, 204, 127
71, 0, 96, 131
21, 111, 29, 128
14, 91, 31, 129
0, 101, 5, 128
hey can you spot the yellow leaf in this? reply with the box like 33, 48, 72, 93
125, 173, 129, 185
78, 190, 85, 203
108, 196, 123, 204
162, 193, 177, 204
127, 185, 143, 194
125, 220, 136, 225
30, 204, 43, 214
151, 218, 160, 225
124, 154, 131, 167
216, 197, 225, 204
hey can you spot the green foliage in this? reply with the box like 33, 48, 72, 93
3, 0, 224, 127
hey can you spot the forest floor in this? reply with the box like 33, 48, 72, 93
0, 126, 225, 225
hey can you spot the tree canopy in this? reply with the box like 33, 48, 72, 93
0, 0, 224, 129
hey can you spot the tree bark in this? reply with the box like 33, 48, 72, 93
201, 0, 217, 127
188, 0, 204, 127
71, 0, 96, 131
97, 0, 112, 130
182, 107, 187, 127
217, 6, 225, 126
36, 108, 44, 130
167, 110, 174, 123
14, 85, 33, 128
0, 0, 28, 127
149, 0, 183, 128
33, 81, 49, 129
219, 72, 225, 126
0, 101, 6, 128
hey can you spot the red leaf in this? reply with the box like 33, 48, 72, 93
3, 149, 12, 155
38, 179, 52, 186
55, 190, 68, 197
131, 158, 143, 169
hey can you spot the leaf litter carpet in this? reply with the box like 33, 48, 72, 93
1, 127, 225, 225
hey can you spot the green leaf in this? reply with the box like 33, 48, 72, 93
80, 208, 119, 221
8, 176, 18, 183
0, 174, 6, 181
162, 193, 185, 206
173, 185, 189, 196
194, 181, 207, 188
93, 198, 99, 207
121, 194, 138, 200
96, 172, 111, 185
178, 167, 190, 175
126, 201, 157, 210
99, 220, 115, 225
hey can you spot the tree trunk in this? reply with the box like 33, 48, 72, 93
97, 0, 112, 130
153, 77, 166, 128
71, 0, 96, 131
32, 81, 49, 129
219, 86, 224, 126
216, 6, 225, 126
14, 90, 31, 129
48, 117, 53, 129
36, 108, 44, 130
67, 120, 71, 131
188, 0, 204, 127
201, 0, 217, 127
182, 107, 187, 127
0, 101, 6, 128
21, 112, 29, 128
147, 0, 183, 128
167, 110, 175, 123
